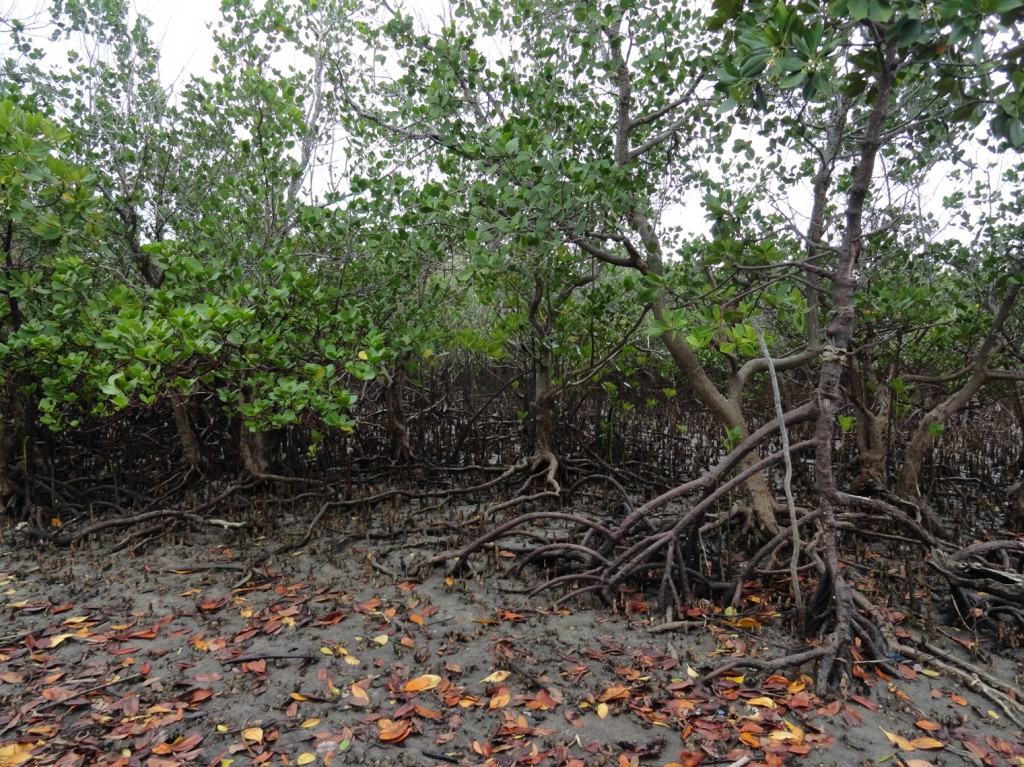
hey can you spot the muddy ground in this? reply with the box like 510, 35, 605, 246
0, 511, 1022, 767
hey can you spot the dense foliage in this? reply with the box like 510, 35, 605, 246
2, 0, 1023, 692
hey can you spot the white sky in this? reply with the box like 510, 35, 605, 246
4, 0, 221, 86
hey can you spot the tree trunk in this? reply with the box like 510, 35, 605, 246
894, 280, 1022, 505
0, 393, 23, 509
171, 395, 203, 469
851, 358, 892, 492
238, 391, 272, 476
809, 39, 898, 692
532, 360, 557, 460
384, 363, 415, 464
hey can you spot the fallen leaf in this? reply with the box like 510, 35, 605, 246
481, 670, 510, 684
297, 754, 317, 765
910, 737, 945, 750
597, 702, 609, 719
299, 718, 320, 728
378, 718, 413, 743
242, 727, 264, 743
881, 728, 915, 751
676, 751, 705, 767
850, 694, 878, 711
405, 674, 442, 692
747, 696, 777, 709
488, 688, 511, 709
598, 685, 631, 702
350, 683, 370, 707
915, 719, 941, 732
0, 741, 37, 766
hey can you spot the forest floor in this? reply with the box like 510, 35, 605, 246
0, 508, 1022, 767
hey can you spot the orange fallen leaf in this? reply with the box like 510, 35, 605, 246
747, 696, 777, 709
910, 737, 945, 750
739, 732, 762, 747
378, 718, 413, 743
404, 674, 441, 692
598, 685, 631, 702
350, 683, 370, 707
242, 727, 264, 743
488, 688, 511, 709
676, 752, 705, 767
915, 719, 941, 732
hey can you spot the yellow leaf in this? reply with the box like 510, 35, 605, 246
216, 725, 228, 733
242, 727, 264, 743
987, 710, 1000, 720
597, 702, 609, 719
481, 670, 511, 684
290, 692, 309, 701
344, 655, 361, 665
297, 754, 317, 765
358, 350, 369, 361
300, 718, 320, 728
920, 669, 940, 677
404, 674, 442, 692
747, 696, 777, 709
881, 728, 915, 751
372, 634, 389, 646
910, 737, 945, 749
725, 675, 745, 684
0, 741, 37, 766
320, 647, 334, 656
48, 634, 75, 647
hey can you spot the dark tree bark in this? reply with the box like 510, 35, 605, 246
810, 38, 899, 692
